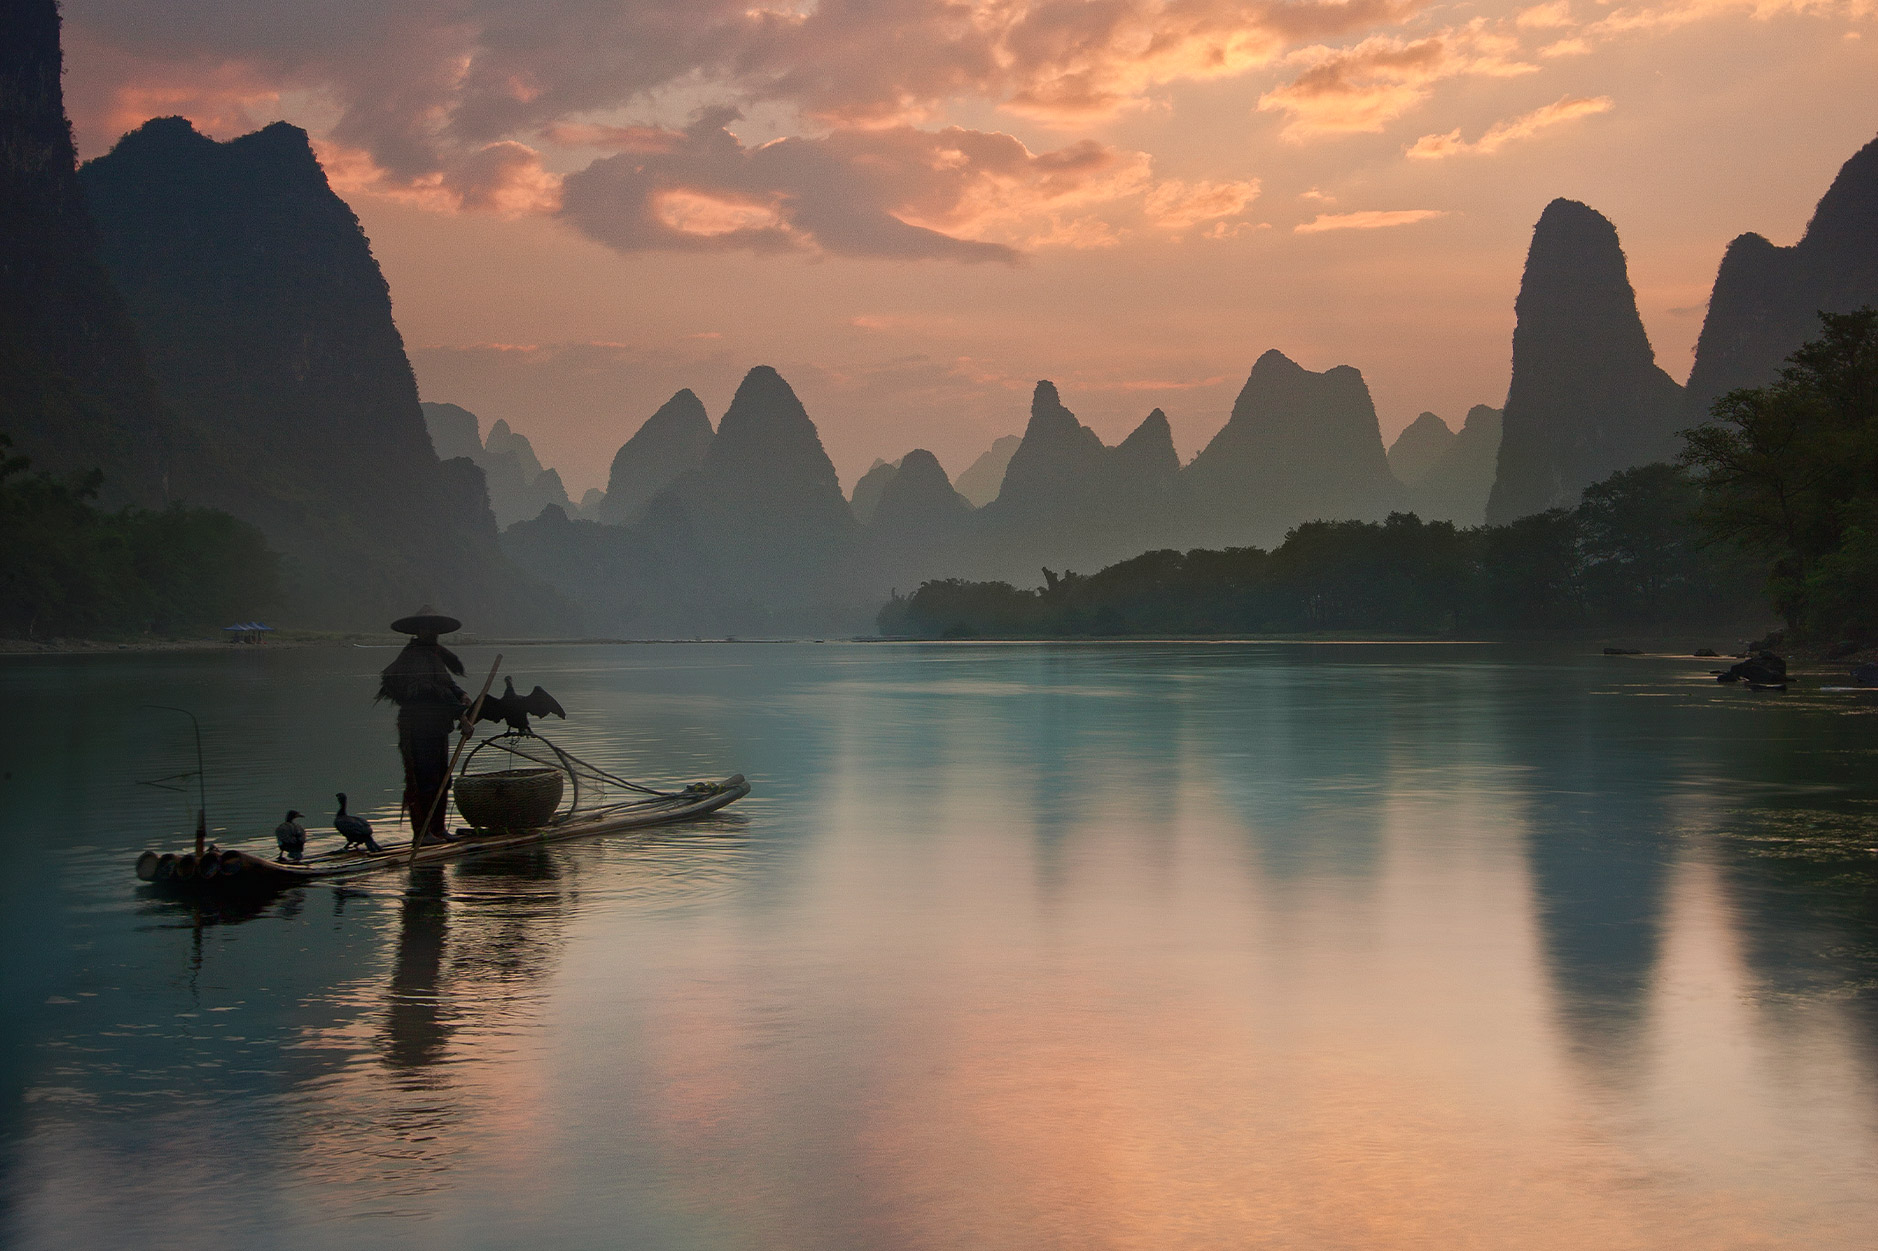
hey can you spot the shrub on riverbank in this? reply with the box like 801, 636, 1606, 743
0, 435, 281, 638
1681, 309, 1878, 642
878, 465, 1766, 639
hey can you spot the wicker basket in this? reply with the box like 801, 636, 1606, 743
455, 767, 564, 831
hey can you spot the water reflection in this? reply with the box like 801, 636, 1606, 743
2, 644, 1876, 1248
385, 867, 452, 1074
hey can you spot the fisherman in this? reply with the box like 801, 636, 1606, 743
377, 609, 471, 845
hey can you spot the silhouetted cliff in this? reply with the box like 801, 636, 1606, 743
0, 0, 171, 503
594, 389, 714, 526
954, 434, 1022, 507
80, 118, 555, 629
1408, 405, 1501, 527
1184, 350, 1403, 548
1684, 133, 1878, 422
1486, 199, 1683, 525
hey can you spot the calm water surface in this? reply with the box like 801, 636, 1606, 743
2, 642, 1876, 1249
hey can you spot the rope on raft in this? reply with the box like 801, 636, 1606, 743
463, 730, 681, 820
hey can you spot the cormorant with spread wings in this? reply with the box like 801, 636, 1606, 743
478, 676, 567, 735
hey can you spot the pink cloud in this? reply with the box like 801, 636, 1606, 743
556, 108, 1161, 261
1294, 208, 1447, 232
1142, 178, 1263, 230
1406, 93, 1613, 158
63, 0, 1424, 172
1257, 27, 1537, 139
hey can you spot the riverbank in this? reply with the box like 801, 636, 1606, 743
6, 631, 1873, 671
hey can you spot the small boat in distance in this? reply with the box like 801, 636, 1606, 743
135, 774, 750, 888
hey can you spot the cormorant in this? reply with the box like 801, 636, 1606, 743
478, 676, 567, 735
334, 793, 381, 853
276, 810, 307, 862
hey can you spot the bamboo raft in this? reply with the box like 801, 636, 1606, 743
134, 774, 749, 889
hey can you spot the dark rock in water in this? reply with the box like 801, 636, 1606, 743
80, 117, 555, 629
1185, 349, 1404, 548
954, 434, 1021, 508
1603, 647, 1644, 656
1486, 200, 1684, 524
1685, 133, 1878, 423
0, 0, 174, 504
850, 457, 901, 525
1719, 651, 1787, 684
595, 389, 714, 526
1408, 405, 1502, 527
1693, 648, 1719, 658
1388, 412, 1456, 487
1853, 663, 1878, 687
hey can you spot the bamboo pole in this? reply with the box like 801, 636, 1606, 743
412, 654, 502, 863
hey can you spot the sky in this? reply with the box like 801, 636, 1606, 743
60, 0, 1878, 495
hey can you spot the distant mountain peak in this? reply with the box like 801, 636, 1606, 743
596, 388, 715, 526
1022, 380, 1086, 442
717, 362, 830, 450
850, 457, 902, 524
953, 434, 1021, 508
1486, 198, 1681, 524
1115, 408, 1179, 479
1685, 131, 1878, 421
1184, 348, 1402, 546
1800, 132, 1878, 255
1388, 411, 1456, 487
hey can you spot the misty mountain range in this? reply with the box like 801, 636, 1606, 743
6, 1, 1876, 635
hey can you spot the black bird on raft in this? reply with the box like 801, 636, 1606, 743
478, 676, 567, 735
334, 793, 381, 853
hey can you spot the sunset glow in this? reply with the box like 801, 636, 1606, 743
57, 0, 1878, 491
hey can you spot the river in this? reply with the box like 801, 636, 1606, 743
2, 641, 1875, 1249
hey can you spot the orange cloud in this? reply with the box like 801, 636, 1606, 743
1516, 1, 1578, 28
317, 138, 561, 217
1570, 0, 1873, 45
65, 0, 1430, 174
1142, 178, 1263, 230
1295, 208, 1447, 232
1257, 26, 1537, 139
557, 109, 1163, 261
1406, 94, 1613, 158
